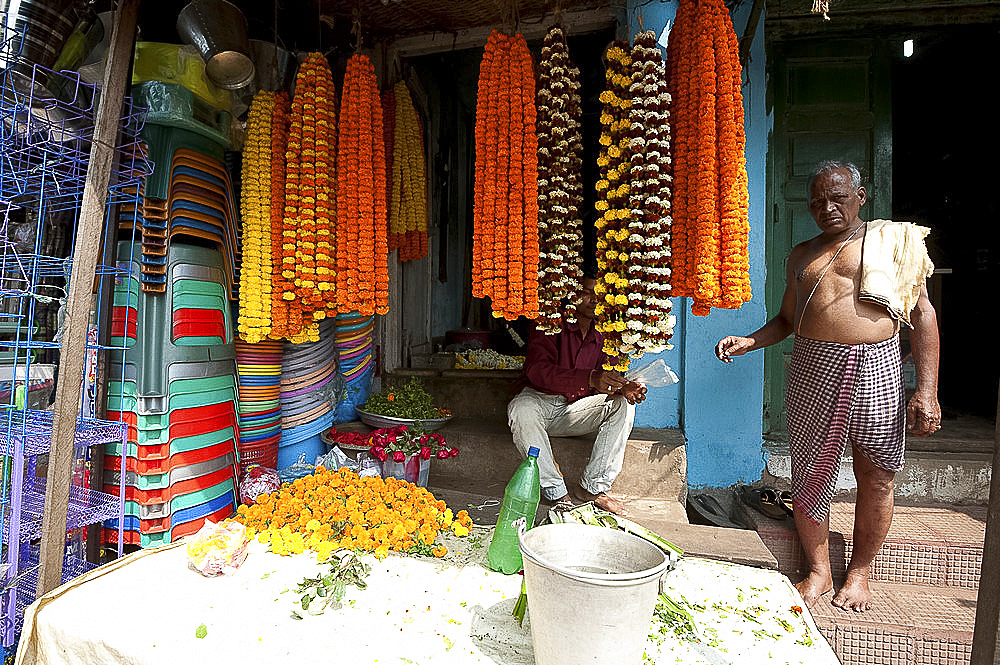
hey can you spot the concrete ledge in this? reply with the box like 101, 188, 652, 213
629, 515, 778, 570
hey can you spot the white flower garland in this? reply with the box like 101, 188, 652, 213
534, 25, 584, 334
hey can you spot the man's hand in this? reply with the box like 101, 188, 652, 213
715, 336, 755, 363
590, 369, 626, 395
907, 391, 941, 437
620, 381, 647, 405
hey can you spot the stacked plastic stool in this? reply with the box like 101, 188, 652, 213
277, 319, 338, 468
103, 240, 239, 547
235, 340, 282, 473
334, 313, 376, 422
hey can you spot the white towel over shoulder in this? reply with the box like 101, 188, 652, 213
859, 219, 935, 327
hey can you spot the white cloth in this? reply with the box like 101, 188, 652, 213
859, 219, 935, 327
507, 387, 635, 501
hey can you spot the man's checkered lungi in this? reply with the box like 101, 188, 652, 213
786, 334, 905, 523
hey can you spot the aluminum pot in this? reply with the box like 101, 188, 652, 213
249, 39, 296, 92
176, 0, 254, 90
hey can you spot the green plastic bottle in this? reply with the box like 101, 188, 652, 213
488, 446, 541, 574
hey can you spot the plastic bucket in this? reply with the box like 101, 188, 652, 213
517, 522, 668, 665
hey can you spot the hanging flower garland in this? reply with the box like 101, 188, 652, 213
592, 41, 633, 371
268, 93, 292, 340
336, 53, 389, 317
382, 87, 398, 251
625, 30, 675, 357
238, 90, 275, 343
534, 24, 584, 334
391, 80, 428, 262
472, 31, 540, 321
666, 0, 750, 315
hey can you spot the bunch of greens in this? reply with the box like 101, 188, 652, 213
291, 550, 371, 618
362, 377, 443, 420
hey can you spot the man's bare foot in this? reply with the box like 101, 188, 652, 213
572, 486, 628, 515
794, 571, 834, 609
832, 570, 873, 612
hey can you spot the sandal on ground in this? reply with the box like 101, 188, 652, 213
778, 490, 795, 518
740, 485, 791, 521
687, 493, 749, 530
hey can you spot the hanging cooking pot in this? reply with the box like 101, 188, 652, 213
249, 39, 296, 92
176, 0, 254, 90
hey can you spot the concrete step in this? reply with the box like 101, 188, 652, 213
742, 501, 986, 591
808, 581, 976, 665
427, 417, 688, 506
383, 369, 520, 421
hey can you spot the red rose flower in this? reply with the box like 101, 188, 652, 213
372, 446, 388, 462
449, 448, 459, 458
419, 446, 432, 460
392, 450, 407, 463
436, 449, 450, 460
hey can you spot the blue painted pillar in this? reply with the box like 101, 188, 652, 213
625, 0, 771, 488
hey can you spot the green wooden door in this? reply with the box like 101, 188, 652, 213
764, 38, 893, 438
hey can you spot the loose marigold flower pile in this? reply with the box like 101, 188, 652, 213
234, 468, 472, 561
472, 31, 540, 321
535, 24, 584, 335
666, 0, 750, 316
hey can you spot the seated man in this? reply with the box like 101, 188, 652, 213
507, 275, 646, 515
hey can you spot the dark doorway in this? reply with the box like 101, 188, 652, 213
892, 24, 1000, 420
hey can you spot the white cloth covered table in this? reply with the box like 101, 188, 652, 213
16, 537, 839, 665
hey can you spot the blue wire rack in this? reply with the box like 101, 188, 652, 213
1, 14, 152, 648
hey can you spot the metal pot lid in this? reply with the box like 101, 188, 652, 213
205, 51, 254, 90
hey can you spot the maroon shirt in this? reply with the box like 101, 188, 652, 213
515, 321, 607, 402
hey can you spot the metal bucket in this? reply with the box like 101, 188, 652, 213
517, 521, 669, 665
1, 0, 78, 77
176, 0, 254, 90
249, 39, 296, 92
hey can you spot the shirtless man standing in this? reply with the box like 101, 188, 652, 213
714, 161, 941, 612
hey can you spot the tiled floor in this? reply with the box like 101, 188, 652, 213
750, 501, 986, 665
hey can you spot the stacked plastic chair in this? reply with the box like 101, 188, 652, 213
104, 240, 239, 547
334, 313, 376, 422
277, 319, 338, 468
235, 340, 282, 473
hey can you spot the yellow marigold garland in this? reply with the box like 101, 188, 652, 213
391, 80, 428, 262
234, 467, 474, 560
268, 93, 292, 339
593, 42, 633, 371
238, 91, 275, 343
667, 0, 750, 315
535, 24, 584, 334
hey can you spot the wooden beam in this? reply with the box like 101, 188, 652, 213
388, 7, 617, 58
971, 379, 1000, 664
37, 0, 141, 597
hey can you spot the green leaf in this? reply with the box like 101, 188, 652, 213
195, 624, 207, 639
301, 595, 311, 610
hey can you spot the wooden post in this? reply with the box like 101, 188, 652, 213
37, 0, 140, 597
971, 379, 1000, 665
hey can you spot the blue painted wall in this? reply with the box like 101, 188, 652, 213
625, 0, 772, 488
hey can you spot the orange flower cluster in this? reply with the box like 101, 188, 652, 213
234, 467, 474, 560
382, 87, 397, 249
280, 52, 338, 341
472, 31, 540, 321
667, 0, 750, 316
336, 54, 389, 317
268, 93, 293, 338
391, 80, 428, 262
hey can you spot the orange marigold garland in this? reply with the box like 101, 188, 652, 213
336, 53, 388, 317
534, 24, 583, 334
238, 91, 274, 343
666, 0, 750, 315
472, 31, 540, 321
382, 87, 399, 250
268, 92, 291, 340
391, 80, 428, 262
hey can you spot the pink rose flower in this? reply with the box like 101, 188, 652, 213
419, 446, 432, 460
392, 450, 407, 463
449, 448, 459, 458
372, 447, 388, 462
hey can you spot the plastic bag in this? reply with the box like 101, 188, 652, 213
625, 359, 679, 388
186, 520, 249, 577
315, 446, 359, 473
239, 464, 281, 505
278, 454, 318, 483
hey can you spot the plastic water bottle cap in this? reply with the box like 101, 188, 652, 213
527, 446, 540, 458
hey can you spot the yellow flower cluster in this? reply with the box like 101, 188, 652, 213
390, 80, 428, 262
234, 467, 474, 560
238, 91, 276, 343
